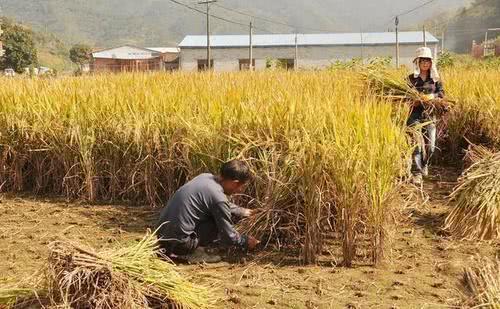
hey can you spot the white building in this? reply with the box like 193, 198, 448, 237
90, 46, 180, 72
178, 32, 439, 71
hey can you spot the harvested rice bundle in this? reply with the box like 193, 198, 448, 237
445, 147, 500, 240
0, 285, 47, 308
0, 232, 216, 309
462, 256, 500, 308
362, 70, 452, 116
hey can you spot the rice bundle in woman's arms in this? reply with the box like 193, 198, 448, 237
363, 69, 452, 117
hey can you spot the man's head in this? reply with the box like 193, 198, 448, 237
219, 160, 251, 195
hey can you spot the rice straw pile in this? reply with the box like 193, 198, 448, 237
445, 146, 500, 240
462, 256, 500, 308
0, 232, 216, 309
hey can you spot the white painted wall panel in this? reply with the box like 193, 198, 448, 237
180, 43, 438, 71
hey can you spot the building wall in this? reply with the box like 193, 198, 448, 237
91, 58, 161, 72
91, 57, 180, 72
160, 52, 180, 63
180, 44, 438, 71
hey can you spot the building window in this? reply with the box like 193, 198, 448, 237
197, 59, 214, 71
277, 59, 294, 70
239, 59, 256, 71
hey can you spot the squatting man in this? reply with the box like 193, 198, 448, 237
156, 159, 260, 263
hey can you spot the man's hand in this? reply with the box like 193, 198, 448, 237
247, 236, 260, 251
241, 208, 253, 218
229, 204, 254, 218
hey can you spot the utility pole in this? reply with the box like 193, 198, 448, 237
441, 31, 445, 52
423, 25, 427, 47
484, 31, 489, 57
249, 21, 253, 71
294, 33, 298, 71
198, 0, 217, 70
360, 30, 364, 61
395, 16, 400, 68
0, 24, 3, 58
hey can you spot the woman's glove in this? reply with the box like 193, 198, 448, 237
422, 93, 435, 101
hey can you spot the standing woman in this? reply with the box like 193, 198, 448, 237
407, 47, 445, 185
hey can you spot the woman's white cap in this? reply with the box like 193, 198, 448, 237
414, 47, 433, 62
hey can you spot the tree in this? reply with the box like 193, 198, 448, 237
0, 18, 38, 73
69, 44, 92, 66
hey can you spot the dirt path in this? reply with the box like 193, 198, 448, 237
1, 167, 498, 308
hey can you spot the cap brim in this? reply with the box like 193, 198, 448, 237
414, 56, 433, 63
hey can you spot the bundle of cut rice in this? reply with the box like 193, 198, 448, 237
362, 70, 452, 116
0, 285, 47, 309
462, 256, 500, 308
445, 147, 500, 240
1, 232, 216, 309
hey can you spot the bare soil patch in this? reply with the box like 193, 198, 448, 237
1, 167, 498, 308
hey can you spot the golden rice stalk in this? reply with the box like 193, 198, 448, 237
445, 147, 500, 240
0, 287, 47, 308
442, 68, 500, 150
0, 232, 216, 309
462, 256, 500, 308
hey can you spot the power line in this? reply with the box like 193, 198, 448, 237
167, 0, 276, 33
167, 0, 245, 27
379, 0, 493, 35
376, 0, 440, 30
212, 3, 333, 33
213, 4, 291, 28
396, 0, 439, 18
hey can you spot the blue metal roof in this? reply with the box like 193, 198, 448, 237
179, 32, 438, 48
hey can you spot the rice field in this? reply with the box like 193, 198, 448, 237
0, 71, 413, 265
0, 66, 499, 307
443, 68, 500, 153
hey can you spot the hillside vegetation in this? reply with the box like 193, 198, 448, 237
445, 0, 500, 52
0, 0, 467, 47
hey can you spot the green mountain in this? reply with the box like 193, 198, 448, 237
0, 0, 468, 48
